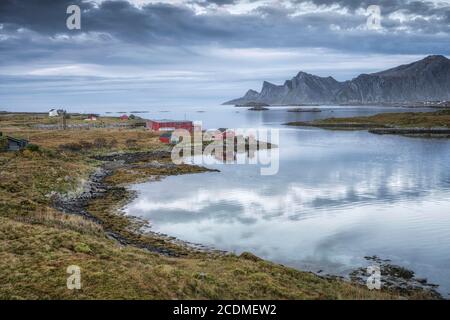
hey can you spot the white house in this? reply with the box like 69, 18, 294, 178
49, 109, 58, 117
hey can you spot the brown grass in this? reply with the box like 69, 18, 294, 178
0, 113, 439, 300
313, 110, 450, 128
0, 216, 410, 300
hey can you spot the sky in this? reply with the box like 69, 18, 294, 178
1, 0, 450, 110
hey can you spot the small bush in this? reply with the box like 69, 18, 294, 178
25, 144, 40, 152
79, 140, 93, 149
59, 142, 82, 152
109, 139, 118, 148
93, 138, 107, 149
74, 242, 92, 254
0, 136, 7, 151
125, 139, 138, 149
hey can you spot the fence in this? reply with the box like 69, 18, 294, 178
33, 122, 146, 130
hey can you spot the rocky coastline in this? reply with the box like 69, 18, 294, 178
52, 150, 219, 257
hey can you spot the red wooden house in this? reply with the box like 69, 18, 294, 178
147, 119, 193, 132
159, 132, 172, 144
120, 114, 129, 120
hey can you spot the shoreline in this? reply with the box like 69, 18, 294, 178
53, 150, 222, 257
55, 149, 443, 299
285, 109, 450, 138
1, 112, 443, 299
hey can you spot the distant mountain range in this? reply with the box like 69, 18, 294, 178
223, 55, 450, 105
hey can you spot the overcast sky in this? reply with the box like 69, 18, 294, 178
1, 0, 449, 110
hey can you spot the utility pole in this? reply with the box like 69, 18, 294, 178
60, 109, 67, 130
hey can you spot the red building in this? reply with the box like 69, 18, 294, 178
159, 132, 172, 144
120, 114, 129, 120
147, 119, 193, 132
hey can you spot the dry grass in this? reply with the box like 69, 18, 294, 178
313, 109, 450, 128
105, 162, 212, 185
0, 149, 91, 218
1, 128, 160, 151
0, 113, 137, 128
0, 113, 439, 300
0, 216, 408, 300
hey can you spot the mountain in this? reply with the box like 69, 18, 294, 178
224, 55, 450, 105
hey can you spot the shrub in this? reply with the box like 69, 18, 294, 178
109, 139, 118, 148
59, 142, 82, 152
0, 136, 7, 152
74, 242, 92, 254
25, 144, 40, 152
79, 140, 93, 149
129, 114, 136, 120
125, 139, 138, 149
93, 138, 107, 149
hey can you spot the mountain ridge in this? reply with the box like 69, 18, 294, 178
223, 55, 450, 105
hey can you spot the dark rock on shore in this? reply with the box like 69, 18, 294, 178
52, 152, 189, 257
349, 256, 442, 299
248, 106, 269, 111
52, 167, 111, 224
369, 127, 450, 136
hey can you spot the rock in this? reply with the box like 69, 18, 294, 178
239, 252, 263, 262
248, 106, 269, 111
349, 256, 443, 299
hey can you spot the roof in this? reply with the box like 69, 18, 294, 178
149, 119, 192, 124
5, 135, 26, 142
2, 135, 28, 145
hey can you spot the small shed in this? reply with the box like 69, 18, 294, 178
120, 114, 129, 120
159, 132, 172, 144
159, 132, 181, 144
0, 132, 29, 151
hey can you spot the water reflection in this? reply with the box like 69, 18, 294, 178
124, 107, 450, 295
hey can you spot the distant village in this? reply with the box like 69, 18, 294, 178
1, 108, 239, 152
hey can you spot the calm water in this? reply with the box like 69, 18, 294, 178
122, 105, 450, 296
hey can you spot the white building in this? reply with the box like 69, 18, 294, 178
49, 109, 58, 117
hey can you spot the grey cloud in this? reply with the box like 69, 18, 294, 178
1, 0, 449, 109
0, 0, 448, 49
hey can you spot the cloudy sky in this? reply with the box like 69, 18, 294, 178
1, 0, 449, 110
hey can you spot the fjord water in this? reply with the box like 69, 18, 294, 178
123, 105, 450, 296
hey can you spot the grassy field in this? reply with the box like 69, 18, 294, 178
0, 113, 438, 299
286, 109, 450, 129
